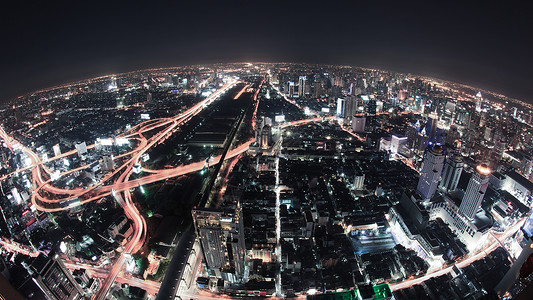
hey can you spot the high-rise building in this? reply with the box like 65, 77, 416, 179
287, 81, 295, 97
416, 144, 445, 200
192, 206, 246, 282
75, 142, 87, 157
459, 164, 491, 220
390, 135, 408, 154
365, 98, 377, 131
475, 91, 482, 112
102, 155, 114, 171
298, 76, 307, 98
439, 155, 463, 192
494, 140, 506, 160
27, 253, 84, 300
353, 172, 365, 190
445, 125, 460, 146
314, 78, 323, 98
352, 115, 366, 133
53, 144, 61, 157
520, 155, 533, 178
261, 125, 272, 149
336, 98, 345, 117
426, 113, 438, 142
340, 95, 358, 119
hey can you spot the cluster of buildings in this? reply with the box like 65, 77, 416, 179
3, 63, 533, 299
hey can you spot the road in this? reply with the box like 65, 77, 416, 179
63, 261, 161, 295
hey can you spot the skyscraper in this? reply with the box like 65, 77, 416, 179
426, 113, 438, 142
287, 81, 295, 97
342, 95, 358, 119
475, 91, 482, 112
439, 155, 463, 192
352, 115, 366, 133
459, 164, 491, 220
314, 78, 323, 98
336, 98, 345, 117
261, 125, 272, 149
416, 144, 445, 200
365, 98, 377, 131
102, 155, 114, 171
192, 205, 246, 282
27, 253, 85, 300
298, 76, 307, 98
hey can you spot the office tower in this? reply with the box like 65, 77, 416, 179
459, 164, 490, 219
352, 115, 366, 133
336, 98, 345, 117
445, 125, 459, 146
353, 172, 365, 190
390, 135, 408, 154
341, 95, 358, 119
426, 113, 438, 142
416, 144, 445, 200
475, 91, 482, 112
314, 78, 323, 98
520, 156, 533, 177
298, 76, 307, 98
192, 206, 246, 282
28, 253, 84, 300
75, 142, 87, 156
53, 144, 61, 157
365, 98, 377, 131
287, 81, 295, 97
439, 155, 463, 192
102, 155, 114, 171
261, 125, 272, 149
494, 140, 506, 160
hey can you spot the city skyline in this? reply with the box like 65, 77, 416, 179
1, 1, 532, 104
2, 1, 533, 297
2, 62, 533, 299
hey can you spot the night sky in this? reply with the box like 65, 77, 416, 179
2, 1, 532, 104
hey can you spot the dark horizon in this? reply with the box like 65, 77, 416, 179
2, 1, 532, 104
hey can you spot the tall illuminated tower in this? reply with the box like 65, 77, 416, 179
426, 113, 438, 142
365, 98, 377, 131
475, 91, 482, 112
439, 154, 463, 192
298, 76, 307, 98
416, 144, 445, 200
459, 164, 491, 220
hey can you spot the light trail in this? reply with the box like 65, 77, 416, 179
341, 126, 365, 142
269, 82, 302, 110
233, 84, 249, 100
279, 116, 334, 129
0, 237, 40, 257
